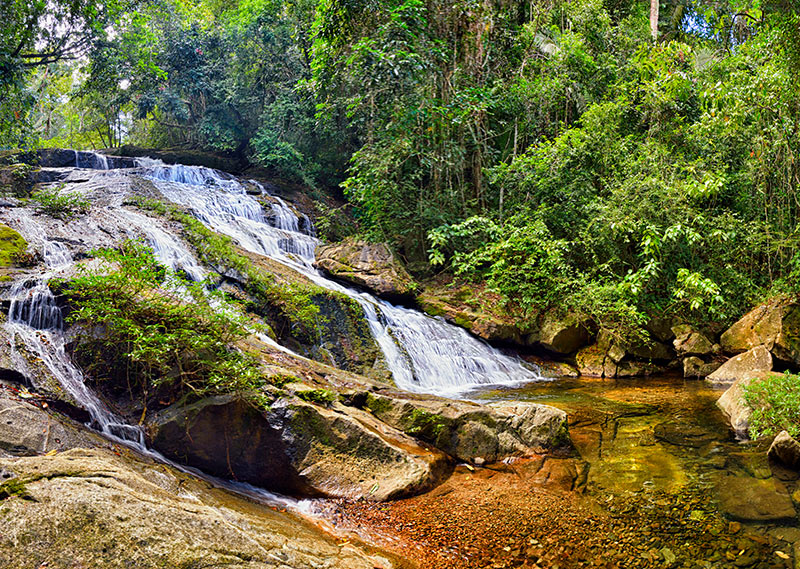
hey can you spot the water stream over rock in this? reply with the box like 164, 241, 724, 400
134, 157, 542, 396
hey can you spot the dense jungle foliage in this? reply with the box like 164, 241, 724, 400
2, 0, 800, 339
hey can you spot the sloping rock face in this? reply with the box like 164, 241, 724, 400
721, 299, 800, 365
150, 393, 449, 501
361, 391, 570, 464
716, 371, 782, 436
315, 239, 415, 301
0, 449, 399, 569
706, 346, 773, 385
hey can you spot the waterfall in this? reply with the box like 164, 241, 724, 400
137, 159, 543, 395
74, 150, 110, 170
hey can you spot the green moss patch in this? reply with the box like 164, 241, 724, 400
0, 224, 28, 267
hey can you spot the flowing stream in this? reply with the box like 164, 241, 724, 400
0, 150, 544, 511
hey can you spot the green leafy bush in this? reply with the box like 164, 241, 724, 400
744, 372, 800, 439
64, 239, 265, 396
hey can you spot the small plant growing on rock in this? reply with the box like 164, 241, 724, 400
31, 184, 90, 220
296, 388, 337, 406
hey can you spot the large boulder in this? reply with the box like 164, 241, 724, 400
539, 313, 590, 355
150, 393, 448, 501
672, 324, 715, 356
315, 239, 415, 302
716, 371, 782, 436
768, 431, 800, 470
721, 299, 800, 365
707, 346, 773, 386
0, 449, 398, 569
361, 391, 569, 464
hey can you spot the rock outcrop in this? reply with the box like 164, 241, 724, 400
706, 346, 773, 385
361, 390, 570, 464
150, 393, 449, 501
720, 299, 800, 366
0, 449, 398, 569
715, 475, 796, 521
315, 239, 415, 301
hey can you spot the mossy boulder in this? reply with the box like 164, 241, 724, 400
721, 299, 800, 366
0, 448, 399, 569
0, 224, 27, 267
361, 391, 570, 464
538, 312, 590, 355
416, 281, 538, 346
306, 291, 388, 380
150, 393, 448, 501
672, 324, 716, 356
315, 238, 416, 302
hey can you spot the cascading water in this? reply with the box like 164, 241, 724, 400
3, 231, 147, 448
136, 159, 543, 395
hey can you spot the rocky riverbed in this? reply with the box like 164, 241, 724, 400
315, 376, 800, 569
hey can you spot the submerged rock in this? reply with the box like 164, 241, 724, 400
768, 431, 800, 470
715, 475, 796, 521
721, 299, 800, 365
706, 346, 773, 385
150, 393, 448, 501
315, 238, 415, 301
0, 448, 398, 569
361, 391, 569, 463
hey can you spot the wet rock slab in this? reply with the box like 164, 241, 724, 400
715, 475, 797, 521
0, 448, 398, 569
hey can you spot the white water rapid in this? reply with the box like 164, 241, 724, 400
135, 158, 543, 396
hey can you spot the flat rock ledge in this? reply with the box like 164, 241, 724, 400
361, 390, 570, 464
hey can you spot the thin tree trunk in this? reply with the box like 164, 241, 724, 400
650, 0, 659, 40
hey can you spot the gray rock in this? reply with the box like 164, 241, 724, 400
716, 372, 782, 436
769, 430, 800, 470
362, 391, 569, 463
707, 346, 773, 386
0, 395, 104, 455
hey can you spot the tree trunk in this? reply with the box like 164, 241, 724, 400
650, 0, 659, 40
